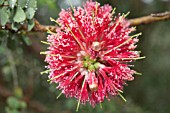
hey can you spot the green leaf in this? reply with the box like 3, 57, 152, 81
6, 107, 20, 113
13, 6, 26, 23
18, 0, 27, 8
27, 19, 35, 31
5, 107, 10, 113
7, 97, 20, 109
11, 23, 18, 31
2, 66, 11, 76
0, 8, 9, 26
14, 87, 23, 99
0, 47, 4, 53
11, 110, 20, 113
26, 8, 35, 19
9, 0, 17, 9
22, 36, 32, 45
0, 0, 4, 5
28, 0, 37, 9
19, 101, 27, 109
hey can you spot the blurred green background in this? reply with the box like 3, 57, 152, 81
0, 0, 170, 113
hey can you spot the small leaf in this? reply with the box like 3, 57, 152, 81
14, 87, 23, 99
0, 8, 9, 26
11, 110, 20, 113
6, 107, 20, 113
2, 66, 11, 76
13, 6, 26, 23
26, 8, 35, 19
9, 0, 17, 9
19, 101, 27, 109
22, 36, 32, 45
28, 0, 37, 9
5, 107, 10, 113
7, 96, 20, 109
18, 0, 27, 8
11, 23, 18, 31
0, 47, 4, 53
0, 0, 4, 5
27, 19, 35, 31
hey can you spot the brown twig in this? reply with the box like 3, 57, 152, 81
33, 19, 57, 32
129, 11, 170, 26
0, 11, 170, 32
0, 19, 56, 32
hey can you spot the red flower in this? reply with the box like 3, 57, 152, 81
43, 1, 144, 110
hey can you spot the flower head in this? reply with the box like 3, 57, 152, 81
43, 1, 144, 109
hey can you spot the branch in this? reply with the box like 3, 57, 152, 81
32, 19, 56, 32
0, 19, 56, 32
0, 11, 170, 32
129, 11, 170, 26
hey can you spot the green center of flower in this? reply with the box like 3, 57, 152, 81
82, 56, 100, 71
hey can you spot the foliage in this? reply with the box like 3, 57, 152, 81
6, 96, 27, 113
0, 0, 37, 31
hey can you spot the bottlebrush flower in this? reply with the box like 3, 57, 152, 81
41, 1, 145, 110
